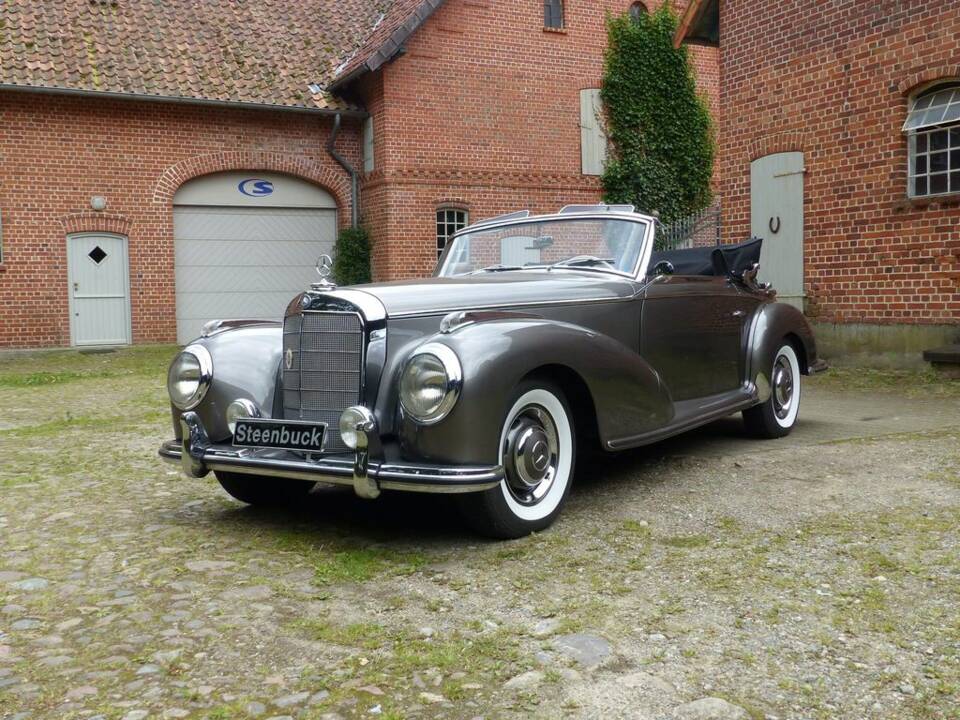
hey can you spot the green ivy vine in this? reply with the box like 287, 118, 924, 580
601, 4, 715, 224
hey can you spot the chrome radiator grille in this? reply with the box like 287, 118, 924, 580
282, 311, 364, 453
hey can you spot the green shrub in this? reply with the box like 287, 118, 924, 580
333, 226, 371, 286
601, 5, 715, 223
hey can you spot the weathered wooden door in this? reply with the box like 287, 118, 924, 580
750, 152, 805, 309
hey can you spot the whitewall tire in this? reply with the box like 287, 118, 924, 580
458, 380, 575, 538
743, 342, 801, 438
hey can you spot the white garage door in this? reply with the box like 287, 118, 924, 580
174, 172, 337, 344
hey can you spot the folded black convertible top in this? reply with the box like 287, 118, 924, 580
649, 237, 762, 278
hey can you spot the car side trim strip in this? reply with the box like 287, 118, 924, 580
606, 389, 759, 450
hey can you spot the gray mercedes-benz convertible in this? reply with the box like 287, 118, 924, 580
160, 205, 822, 538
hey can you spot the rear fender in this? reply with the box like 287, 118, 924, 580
398, 319, 672, 465
747, 302, 818, 400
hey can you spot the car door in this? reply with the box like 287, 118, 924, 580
640, 274, 756, 401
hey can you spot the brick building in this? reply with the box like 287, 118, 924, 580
0, 0, 718, 348
679, 0, 960, 358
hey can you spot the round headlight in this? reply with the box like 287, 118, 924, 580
167, 344, 213, 410
399, 343, 462, 424
226, 398, 261, 434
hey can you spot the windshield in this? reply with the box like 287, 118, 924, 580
436, 216, 650, 278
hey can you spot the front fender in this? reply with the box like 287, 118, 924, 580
170, 325, 282, 442
747, 301, 818, 395
398, 319, 672, 465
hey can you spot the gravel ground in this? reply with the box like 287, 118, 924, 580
1, 348, 959, 720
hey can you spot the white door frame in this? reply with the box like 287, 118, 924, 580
66, 232, 133, 346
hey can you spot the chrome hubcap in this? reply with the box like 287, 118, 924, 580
772, 354, 794, 419
503, 405, 559, 506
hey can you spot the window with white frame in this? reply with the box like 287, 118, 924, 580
904, 83, 960, 198
436, 208, 468, 258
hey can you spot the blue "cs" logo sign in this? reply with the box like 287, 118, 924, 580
238, 179, 274, 197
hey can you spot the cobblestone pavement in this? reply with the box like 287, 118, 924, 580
1, 348, 959, 720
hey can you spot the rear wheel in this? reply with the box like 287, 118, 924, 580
743, 342, 801, 438
215, 471, 315, 506
458, 380, 575, 539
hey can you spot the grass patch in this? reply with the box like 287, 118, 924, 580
293, 619, 390, 650
286, 625, 526, 717
0, 344, 176, 377
273, 531, 429, 585
313, 547, 427, 584
659, 534, 710, 549
808, 365, 960, 398
0, 410, 168, 439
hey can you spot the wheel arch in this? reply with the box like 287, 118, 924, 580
747, 302, 818, 387
396, 318, 671, 465
520, 363, 601, 451
783, 331, 809, 374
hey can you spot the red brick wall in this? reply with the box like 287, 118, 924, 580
0, 92, 357, 347
360, 0, 720, 279
0, 0, 721, 349
717, 0, 960, 324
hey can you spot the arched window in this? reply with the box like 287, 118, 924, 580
436, 207, 468, 258
903, 82, 960, 197
544, 0, 564, 29
629, 2, 648, 21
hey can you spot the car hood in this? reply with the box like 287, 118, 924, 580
351, 271, 637, 317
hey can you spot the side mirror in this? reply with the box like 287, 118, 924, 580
652, 260, 675, 276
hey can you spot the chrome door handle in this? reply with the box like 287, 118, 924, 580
732, 310, 746, 318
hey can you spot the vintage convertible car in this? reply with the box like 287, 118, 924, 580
159, 205, 823, 538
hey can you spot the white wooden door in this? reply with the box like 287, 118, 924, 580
67, 234, 132, 346
750, 152, 805, 309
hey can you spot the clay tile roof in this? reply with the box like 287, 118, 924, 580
329, 0, 446, 91
0, 0, 433, 112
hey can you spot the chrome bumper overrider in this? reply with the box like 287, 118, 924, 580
158, 412, 503, 499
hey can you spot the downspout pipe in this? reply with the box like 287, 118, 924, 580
326, 112, 360, 228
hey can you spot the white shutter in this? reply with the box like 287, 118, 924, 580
362, 116, 375, 174
580, 88, 607, 176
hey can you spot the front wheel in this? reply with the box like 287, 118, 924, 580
743, 341, 801, 438
458, 380, 576, 539
215, 471, 315, 506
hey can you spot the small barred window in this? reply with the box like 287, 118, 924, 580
630, 2, 648, 21
436, 208, 468, 258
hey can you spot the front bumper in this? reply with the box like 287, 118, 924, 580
159, 411, 503, 499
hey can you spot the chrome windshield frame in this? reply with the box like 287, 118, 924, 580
435, 211, 656, 281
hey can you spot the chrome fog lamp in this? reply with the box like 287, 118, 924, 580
339, 406, 377, 450
167, 345, 213, 410
399, 343, 462, 425
225, 398, 261, 434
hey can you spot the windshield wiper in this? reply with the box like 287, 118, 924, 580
467, 264, 525, 274
548, 255, 616, 271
